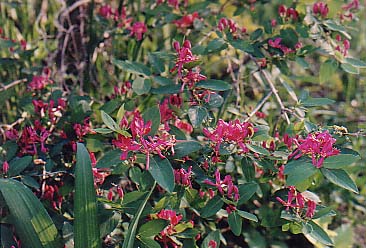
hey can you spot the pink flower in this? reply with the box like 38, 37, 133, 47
313, 2, 329, 18
128, 22, 147, 41
204, 169, 240, 201
157, 209, 183, 227
2, 161, 9, 174
174, 119, 193, 134
173, 12, 200, 29
306, 200, 317, 218
174, 166, 192, 187
112, 135, 140, 160
170, 40, 199, 78
28, 69, 53, 90
291, 131, 340, 168
208, 240, 217, 248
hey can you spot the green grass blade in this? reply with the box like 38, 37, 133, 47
122, 182, 156, 248
0, 179, 60, 248
74, 143, 101, 248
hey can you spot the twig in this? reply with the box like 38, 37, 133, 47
0, 78, 27, 92
261, 70, 290, 124
244, 91, 273, 122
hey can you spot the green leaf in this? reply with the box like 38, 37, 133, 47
137, 219, 168, 238
122, 183, 156, 248
238, 182, 258, 204
93, 128, 114, 134
206, 38, 228, 54
151, 84, 181, 94
246, 144, 270, 156
132, 77, 151, 95
74, 143, 101, 248
142, 105, 161, 136
0, 179, 60, 247
96, 149, 123, 168
8, 156, 32, 177
149, 157, 175, 193
112, 58, 151, 76
341, 63, 359, 74
229, 40, 254, 53
250, 28, 264, 41
303, 220, 334, 246
237, 210, 258, 222
319, 59, 338, 84
188, 106, 207, 128
345, 58, 366, 68
241, 157, 255, 182
322, 154, 360, 169
228, 211, 242, 236
101, 110, 118, 131
148, 53, 165, 73
321, 168, 359, 193
284, 160, 318, 187
152, 76, 175, 86
173, 141, 202, 158
200, 195, 223, 218
323, 20, 351, 39
280, 28, 298, 47
137, 237, 161, 248
301, 97, 335, 107
196, 79, 232, 91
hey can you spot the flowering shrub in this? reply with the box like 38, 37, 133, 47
0, 0, 366, 247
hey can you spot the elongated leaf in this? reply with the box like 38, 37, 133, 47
0, 179, 60, 248
200, 195, 223, 218
321, 168, 359, 193
345, 58, 366, 68
173, 141, 202, 158
8, 156, 32, 176
151, 84, 181, 94
132, 77, 151, 95
246, 144, 270, 156
341, 63, 359, 74
142, 105, 161, 136
196, 79, 232, 91
301, 97, 335, 107
137, 219, 168, 238
238, 182, 258, 204
101, 110, 118, 131
112, 58, 151, 76
188, 106, 207, 128
285, 160, 318, 187
228, 211, 242, 236
237, 210, 258, 222
322, 154, 360, 169
96, 149, 123, 168
319, 59, 338, 84
202, 230, 220, 248
122, 182, 156, 248
74, 143, 101, 248
303, 221, 334, 246
149, 157, 175, 193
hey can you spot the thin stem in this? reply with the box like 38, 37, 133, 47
244, 91, 273, 122
0, 78, 27, 92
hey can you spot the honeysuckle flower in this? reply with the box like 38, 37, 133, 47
173, 12, 200, 29
313, 2, 329, 18
174, 166, 192, 187
204, 169, 240, 201
171, 40, 199, 78
276, 186, 317, 219
128, 22, 147, 41
2, 161, 9, 174
28, 68, 53, 90
112, 135, 140, 160
208, 240, 217, 248
290, 130, 340, 168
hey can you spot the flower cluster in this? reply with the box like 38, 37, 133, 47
98, 4, 146, 40
174, 166, 192, 187
41, 181, 64, 210
204, 169, 239, 201
291, 130, 340, 168
268, 38, 302, 55
153, 209, 188, 248
203, 119, 255, 160
276, 186, 317, 218
313, 2, 329, 18
173, 12, 200, 30
112, 111, 176, 170
171, 40, 200, 80
278, 5, 299, 21
335, 34, 351, 57
217, 17, 246, 35
28, 68, 53, 91
32, 98, 66, 125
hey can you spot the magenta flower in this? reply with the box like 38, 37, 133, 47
112, 134, 140, 160
276, 186, 317, 219
2, 161, 9, 174
128, 22, 147, 41
313, 2, 329, 18
173, 12, 200, 29
204, 169, 240, 201
291, 130, 340, 168
170, 40, 199, 78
